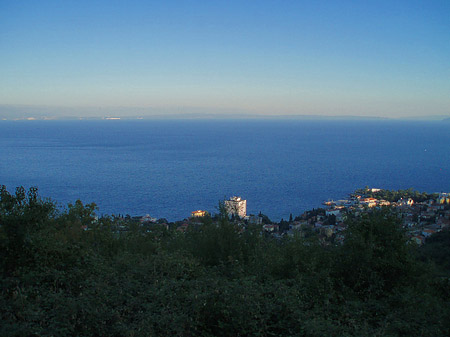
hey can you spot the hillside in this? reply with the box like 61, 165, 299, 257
1, 186, 449, 336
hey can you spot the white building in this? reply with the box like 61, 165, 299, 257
224, 196, 247, 218
140, 214, 157, 223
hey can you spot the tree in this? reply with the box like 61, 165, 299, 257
258, 212, 272, 224
279, 218, 289, 232
336, 209, 417, 297
186, 201, 244, 267
0, 185, 56, 273
324, 214, 336, 226
66, 199, 98, 228
419, 228, 450, 276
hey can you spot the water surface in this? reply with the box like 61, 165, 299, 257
1, 119, 449, 220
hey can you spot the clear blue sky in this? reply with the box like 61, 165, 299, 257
1, 0, 449, 118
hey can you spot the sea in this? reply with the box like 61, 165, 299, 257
1, 119, 449, 221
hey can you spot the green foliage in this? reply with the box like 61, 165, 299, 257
65, 199, 97, 227
418, 227, 450, 276
355, 187, 439, 203
185, 207, 245, 268
258, 211, 272, 224
0, 185, 56, 273
336, 210, 418, 297
1, 187, 449, 336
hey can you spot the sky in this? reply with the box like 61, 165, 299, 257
1, 0, 449, 118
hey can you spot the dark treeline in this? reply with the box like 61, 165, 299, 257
354, 187, 439, 203
1, 186, 449, 336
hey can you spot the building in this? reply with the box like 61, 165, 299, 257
263, 224, 279, 232
191, 210, 207, 218
249, 215, 263, 225
224, 196, 247, 218
140, 214, 157, 223
398, 198, 414, 207
360, 198, 378, 208
326, 209, 341, 217
437, 193, 450, 204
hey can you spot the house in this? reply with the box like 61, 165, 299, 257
378, 200, 391, 206
397, 198, 414, 207
326, 209, 341, 217
140, 214, 157, 223
289, 223, 302, 231
249, 215, 263, 225
263, 224, 279, 232
323, 200, 335, 207
422, 228, 437, 237
360, 198, 377, 208
289, 221, 306, 231
437, 192, 450, 204
191, 210, 207, 218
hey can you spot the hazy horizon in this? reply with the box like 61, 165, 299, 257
1, 103, 449, 121
1, 1, 449, 119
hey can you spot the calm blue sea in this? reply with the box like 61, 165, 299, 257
1, 119, 449, 221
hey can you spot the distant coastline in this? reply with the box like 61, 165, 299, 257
1, 104, 449, 121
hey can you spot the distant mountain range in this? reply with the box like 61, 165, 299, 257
0, 104, 449, 121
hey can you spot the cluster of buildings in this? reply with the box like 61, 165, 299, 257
176, 197, 249, 232
398, 193, 450, 244
315, 191, 450, 244
125, 191, 449, 245
135, 196, 250, 233
190, 197, 248, 220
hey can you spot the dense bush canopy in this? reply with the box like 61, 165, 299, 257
1, 186, 449, 336
354, 187, 438, 203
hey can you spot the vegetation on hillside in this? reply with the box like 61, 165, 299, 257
1, 186, 449, 336
354, 187, 439, 203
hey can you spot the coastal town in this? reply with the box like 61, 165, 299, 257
123, 188, 450, 246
